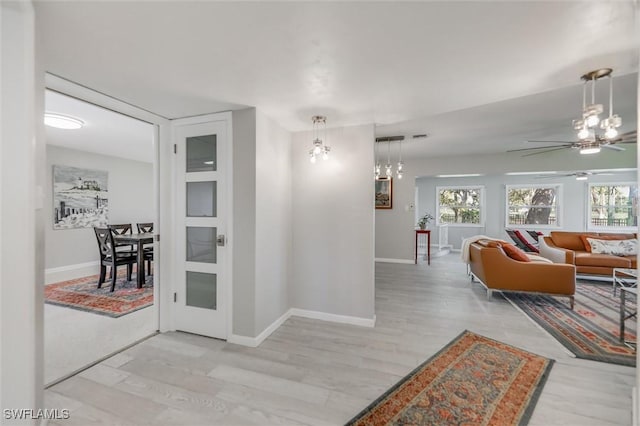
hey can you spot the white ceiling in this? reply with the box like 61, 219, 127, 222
45, 90, 154, 163
35, 1, 639, 158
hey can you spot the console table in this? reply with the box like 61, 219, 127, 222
414, 229, 431, 265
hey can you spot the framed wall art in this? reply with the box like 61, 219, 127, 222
53, 165, 109, 229
375, 177, 392, 209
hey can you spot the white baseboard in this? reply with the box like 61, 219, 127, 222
45, 261, 99, 284
228, 308, 293, 348
375, 258, 414, 264
290, 308, 376, 328
228, 307, 377, 347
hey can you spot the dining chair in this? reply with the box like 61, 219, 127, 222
136, 222, 153, 233
108, 223, 136, 255
94, 227, 136, 292
136, 222, 154, 274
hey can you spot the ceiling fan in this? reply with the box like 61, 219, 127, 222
508, 131, 637, 157
536, 171, 615, 180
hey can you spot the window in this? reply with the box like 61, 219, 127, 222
506, 185, 560, 227
588, 183, 638, 230
437, 186, 483, 226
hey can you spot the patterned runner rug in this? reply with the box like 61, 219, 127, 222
45, 273, 153, 318
346, 331, 553, 426
506, 281, 636, 367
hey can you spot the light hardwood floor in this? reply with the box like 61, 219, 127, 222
46, 254, 635, 425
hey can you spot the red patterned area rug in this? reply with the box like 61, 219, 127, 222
45, 273, 153, 318
346, 331, 553, 426
506, 281, 636, 367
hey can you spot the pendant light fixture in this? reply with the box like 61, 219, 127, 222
572, 68, 622, 146
374, 135, 406, 180
308, 115, 330, 164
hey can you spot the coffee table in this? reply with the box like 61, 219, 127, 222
613, 268, 637, 296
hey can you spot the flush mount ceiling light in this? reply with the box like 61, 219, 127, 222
308, 115, 330, 164
44, 112, 84, 130
572, 68, 622, 143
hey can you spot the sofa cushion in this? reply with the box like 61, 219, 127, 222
550, 232, 598, 251
580, 234, 635, 252
587, 237, 638, 256
502, 244, 531, 262
574, 252, 632, 268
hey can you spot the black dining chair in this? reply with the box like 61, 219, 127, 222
136, 222, 154, 274
94, 227, 136, 292
136, 222, 153, 233
108, 223, 136, 256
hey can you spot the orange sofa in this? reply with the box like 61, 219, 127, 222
539, 231, 637, 276
469, 240, 576, 308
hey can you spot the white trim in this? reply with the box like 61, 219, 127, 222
45, 261, 99, 284
290, 308, 376, 328
375, 258, 414, 264
228, 308, 292, 348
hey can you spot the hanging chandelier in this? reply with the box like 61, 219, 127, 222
375, 136, 405, 180
572, 68, 622, 150
308, 115, 331, 163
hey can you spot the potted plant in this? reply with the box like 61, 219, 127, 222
417, 212, 434, 230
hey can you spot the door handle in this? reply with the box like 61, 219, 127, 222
216, 235, 226, 247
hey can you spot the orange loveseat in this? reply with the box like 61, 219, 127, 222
539, 231, 637, 276
469, 240, 576, 308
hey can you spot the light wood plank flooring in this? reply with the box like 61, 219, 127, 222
46, 254, 635, 425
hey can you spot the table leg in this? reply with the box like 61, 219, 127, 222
414, 232, 418, 264
620, 289, 626, 342
137, 243, 145, 288
427, 232, 431, 265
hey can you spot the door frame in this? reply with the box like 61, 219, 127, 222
45, 73, 169, 333
170, 112, 233, 340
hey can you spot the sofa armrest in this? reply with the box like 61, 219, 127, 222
539, 236, 575, 264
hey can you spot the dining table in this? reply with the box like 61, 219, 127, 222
114, 232, 154, 288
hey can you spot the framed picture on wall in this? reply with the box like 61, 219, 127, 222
53, 165, 109, 229
375, 177, 392, 209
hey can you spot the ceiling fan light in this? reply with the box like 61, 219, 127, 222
604, 126, 618, 140
577, 127, 590, 140
585, 113, 600, 128
580, 146, 601, 155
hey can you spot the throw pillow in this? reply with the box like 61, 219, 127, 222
586, 237, 638, 256
501, 244, 532, 262
580, 234, 633, 252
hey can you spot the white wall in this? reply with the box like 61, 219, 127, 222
291, 124, 376, 321
45, 145, 154, 270
1, 0, 44, 416
255, 111, 292, 333
376, 146, 638, 260
231, 108, 257, 337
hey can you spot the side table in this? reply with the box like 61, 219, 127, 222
619, 286, 637, 348
414, 230, 431, 265
613, 268, 637, 296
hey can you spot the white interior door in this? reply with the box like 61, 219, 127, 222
174, 120, 227, 339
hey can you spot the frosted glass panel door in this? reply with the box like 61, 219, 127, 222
174, 120, 227, 339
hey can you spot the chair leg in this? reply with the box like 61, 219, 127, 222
569, 296, 575, 310
147, 260, 152, 275
127, 264, 133, 281
98, 265, 106, 288
110, 265, 118, 292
